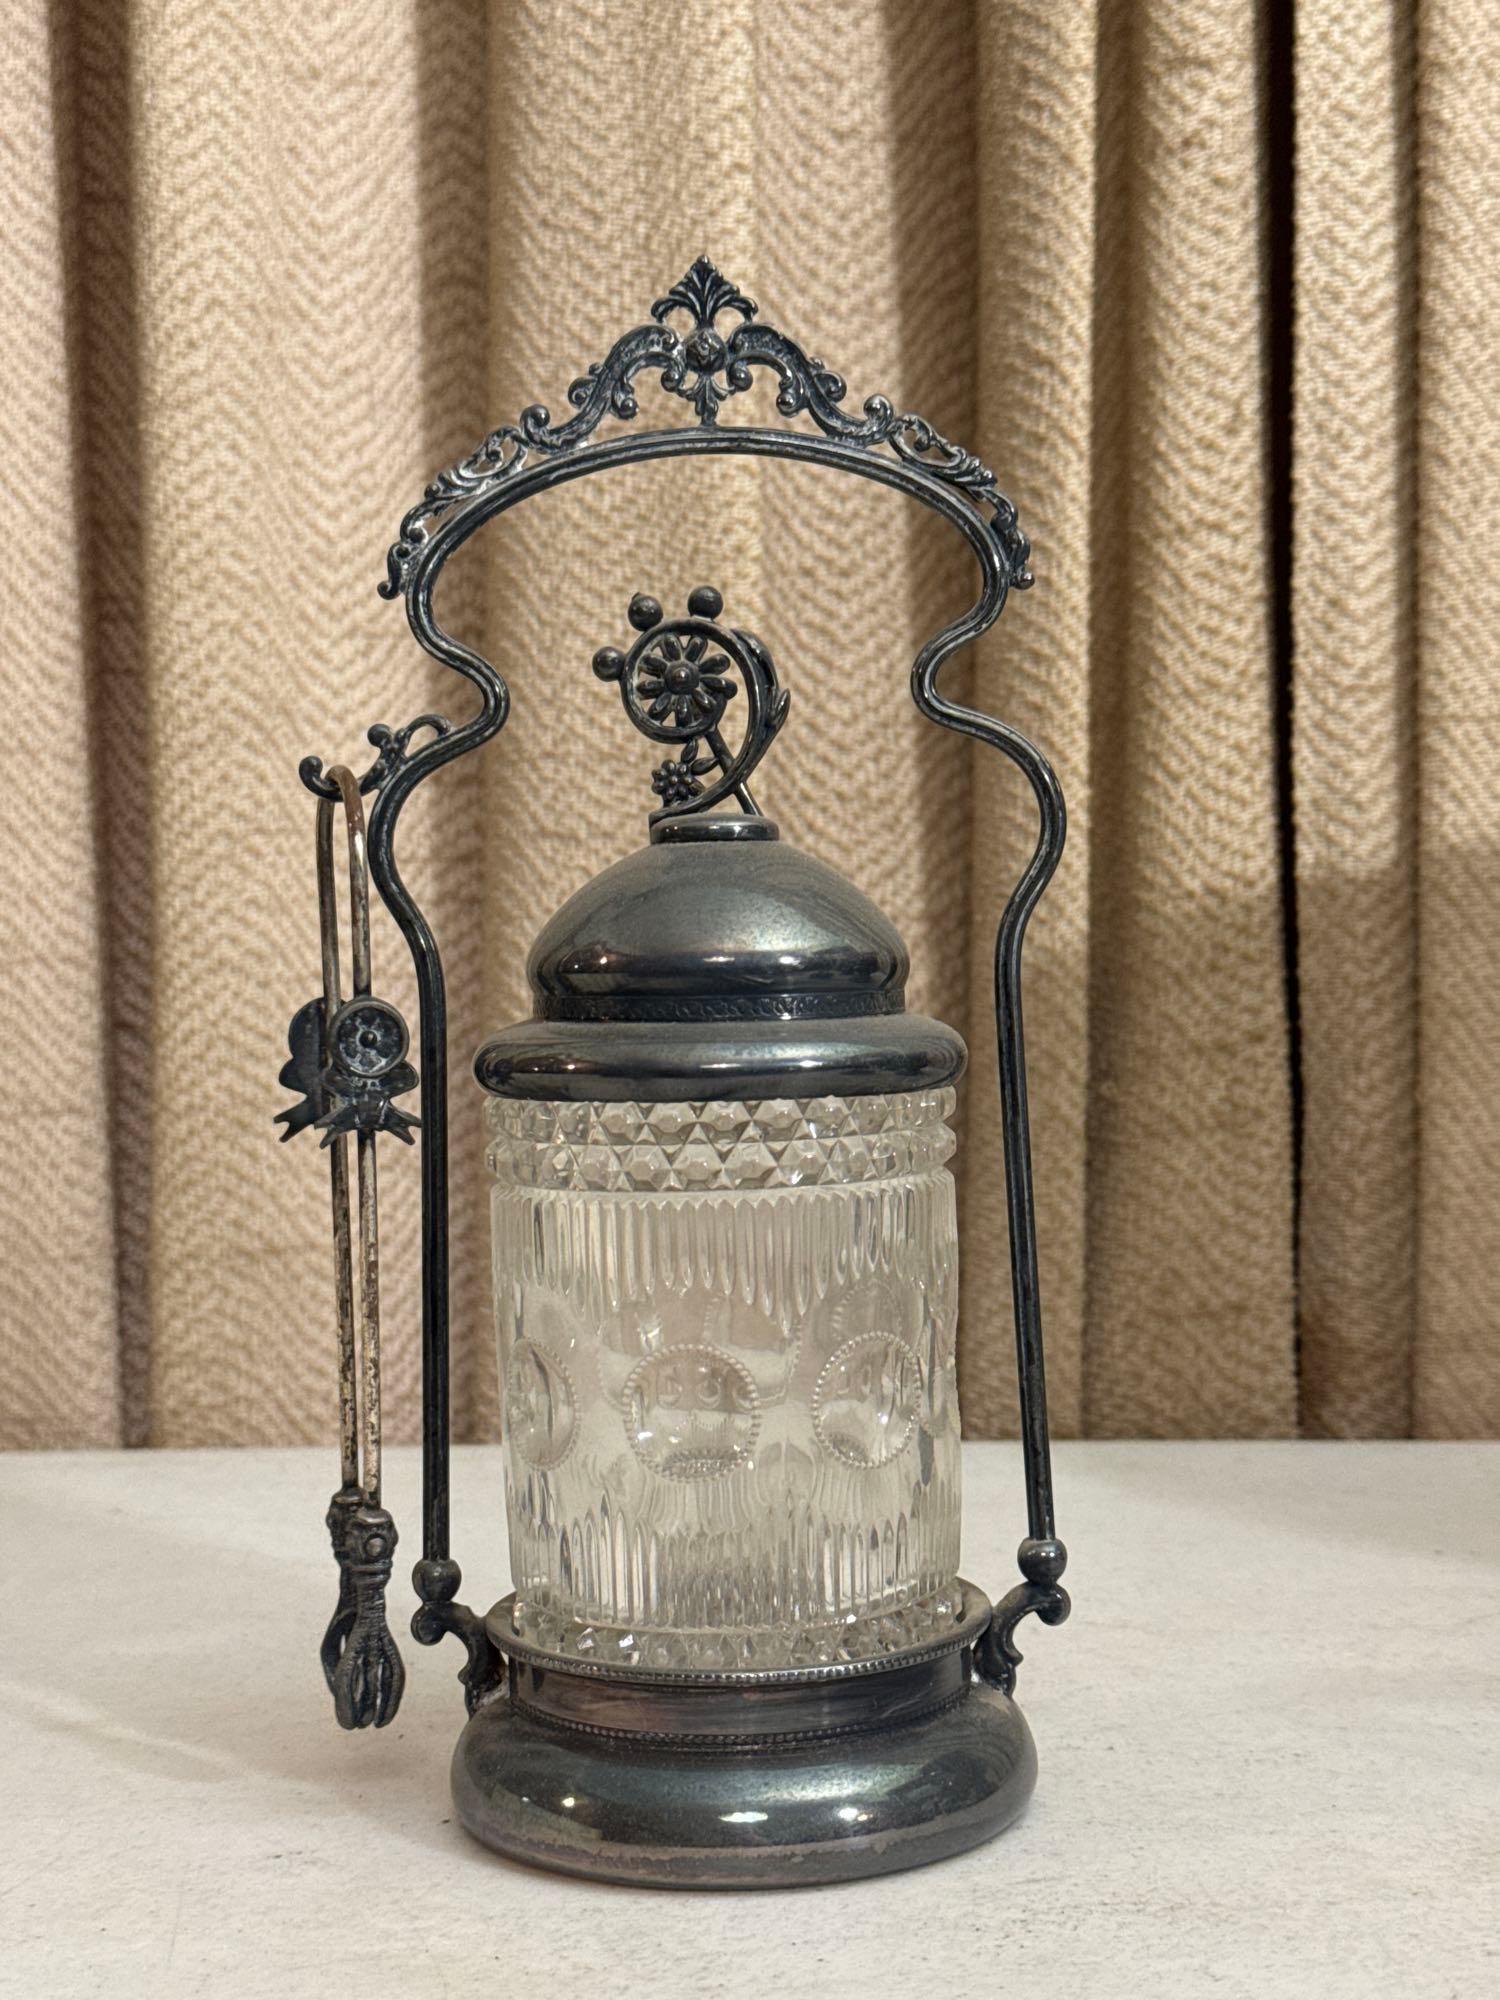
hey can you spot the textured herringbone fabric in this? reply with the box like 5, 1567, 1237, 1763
1415, 0, 1500, 1437
130, 0, 491, 1446
3, 1, 1496, 1447
1084, 0, 1296, 1437
1293, 0, 1417, 1435
3, 3, 120, 1447
963, 0, 1097, 1438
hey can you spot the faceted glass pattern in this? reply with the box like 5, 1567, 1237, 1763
488, 1088, 962, 1671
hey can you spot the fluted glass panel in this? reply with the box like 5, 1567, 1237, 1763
487, 1089, 962, 1670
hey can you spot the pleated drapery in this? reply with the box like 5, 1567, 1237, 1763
5, 0, 1498, 1448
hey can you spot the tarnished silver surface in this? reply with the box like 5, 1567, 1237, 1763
454, 1585, 1029, 1886
451, 1666, 1036, 1888
473, 818, 967, 1103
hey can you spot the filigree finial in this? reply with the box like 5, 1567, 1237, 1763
591, 585, 789, 824
646, 258, 759, 424
650, 255, 758, 333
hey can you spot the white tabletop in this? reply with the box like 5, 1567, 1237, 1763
3, 1442, 1495, 1999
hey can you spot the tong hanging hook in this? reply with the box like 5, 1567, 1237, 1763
278, 765, 412, 1728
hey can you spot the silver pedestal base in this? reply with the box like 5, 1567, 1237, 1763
451, 1618, 1036, 1887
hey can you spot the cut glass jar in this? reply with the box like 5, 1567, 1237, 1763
487, 1084, 962, 1671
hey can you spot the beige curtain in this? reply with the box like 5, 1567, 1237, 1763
5, 0, 1497, 1449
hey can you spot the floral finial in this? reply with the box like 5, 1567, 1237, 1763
589, 583, 789, 827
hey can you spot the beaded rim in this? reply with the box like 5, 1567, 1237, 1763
487, 1580, 991, 1687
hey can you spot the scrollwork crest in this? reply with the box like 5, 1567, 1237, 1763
378, 255, 1033, 601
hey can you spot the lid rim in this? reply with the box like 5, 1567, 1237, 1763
474, 1013, 967, 1104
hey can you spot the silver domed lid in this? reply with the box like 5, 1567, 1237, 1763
475, 817, 965, 1102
